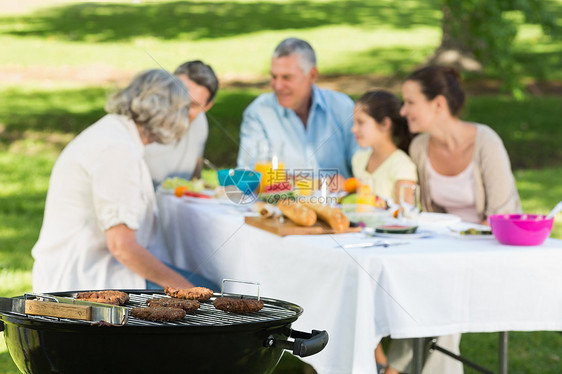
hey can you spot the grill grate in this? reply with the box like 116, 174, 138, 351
7, 292, 299, 327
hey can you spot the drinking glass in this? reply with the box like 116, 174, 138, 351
399, 184, 421, 220
253, 140, 286, 193
356, 178, 375, 212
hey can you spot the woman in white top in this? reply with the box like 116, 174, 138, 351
351, 90, 417, 203
32, 69, 207, 292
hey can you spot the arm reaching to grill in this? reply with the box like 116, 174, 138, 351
106, 224, 194, 289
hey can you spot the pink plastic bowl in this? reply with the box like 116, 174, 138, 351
488, 214, 554, 246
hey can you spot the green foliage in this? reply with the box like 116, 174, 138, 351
463, 95, 562, 169
443, 0, 557, 96
0, 0, 442, 75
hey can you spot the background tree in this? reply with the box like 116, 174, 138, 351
429, 0, 557, 98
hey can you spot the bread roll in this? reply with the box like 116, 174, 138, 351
252, 201, 276, 218
277, 199, 317, 227
303, 203, 350, 233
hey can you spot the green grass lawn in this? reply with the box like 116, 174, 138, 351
1, 1, 562, 373
0, 0, 560, 79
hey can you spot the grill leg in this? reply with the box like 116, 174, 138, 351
412, 338, 425, 374
499, 331, 508, 374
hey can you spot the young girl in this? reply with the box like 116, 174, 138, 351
351, 90, 417, 373
351, 90, 417, 204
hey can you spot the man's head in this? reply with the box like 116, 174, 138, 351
270, 38, 318, 113
174, 60, 219, 122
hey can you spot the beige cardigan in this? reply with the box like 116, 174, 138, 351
409, 124, 522, 222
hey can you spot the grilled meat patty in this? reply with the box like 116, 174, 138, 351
130, 306, 186, 321
76, 290, 129, 305
146, 298, 200, 312
164, 286, 213, 301
213, 297, 264, 313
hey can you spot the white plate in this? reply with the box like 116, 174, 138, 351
448, 222, 494, 240
363, 227, 433, 239
417, 212, 461, 227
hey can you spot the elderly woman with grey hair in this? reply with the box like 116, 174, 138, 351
32, 69, 214, 292
144, 60, 219, 185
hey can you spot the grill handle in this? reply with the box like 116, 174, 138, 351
266, 329, 329, 357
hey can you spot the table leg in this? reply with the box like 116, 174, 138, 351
499, 331, 508, 374
412, 338, 424, 374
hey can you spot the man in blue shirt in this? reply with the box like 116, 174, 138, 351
236, 38, 358, 187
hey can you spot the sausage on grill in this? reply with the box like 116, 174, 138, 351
130, 306, 186, 322
146, 298, 200, 312
164, 286, 213, 301
76, 290, 129, 305
213, 297, 264, 313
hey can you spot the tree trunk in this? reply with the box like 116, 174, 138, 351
426, 5, 482, 71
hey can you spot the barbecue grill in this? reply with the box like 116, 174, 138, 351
0, 289, 328, 374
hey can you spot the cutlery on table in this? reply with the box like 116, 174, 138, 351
546, 201, 562, 219
340, 240, 410, 249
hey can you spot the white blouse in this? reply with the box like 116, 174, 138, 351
427, 159, 480, 223
32, 114, 156, 292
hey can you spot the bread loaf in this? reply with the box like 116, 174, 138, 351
252, 201, 276, 218
277, 199, 317, 227
303, 203, 349, 233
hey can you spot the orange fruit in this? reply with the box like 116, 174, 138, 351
174, 185, 189, 197
344, 177, 359, 194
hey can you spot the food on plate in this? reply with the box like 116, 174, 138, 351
460, 228, 492, 236
161, 177, 207, 192
277, 199, 317, 226
374, 195, 389, 210
259, 181, 295, 204
303, 203, 350, 233
164, 286, 214, 301
343, 177, 359, 194
183, 191, 212, 199
75, 290, 129, 305
340, 193, 356, 205
252, 201, 277, 218
213, 297, 265, 313
262, 181, 292, 193
340, 193, 389, 210
174, 185, 189, 197
146, 298, 200, 312
130, 306, 186, 321
375, 224, 418, 234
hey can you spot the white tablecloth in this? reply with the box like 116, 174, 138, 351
152, 193, 562, 374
